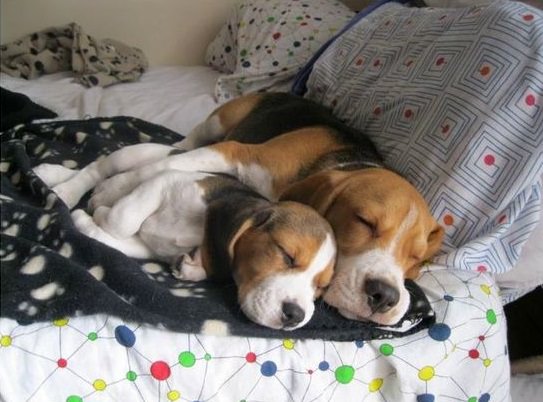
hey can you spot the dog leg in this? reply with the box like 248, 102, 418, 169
51, 143, 175, 209
71, 209, 155, 259
171, 248, 207, 281
173, 115, 226, 151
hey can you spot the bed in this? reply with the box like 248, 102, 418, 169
1, 0, 542, 401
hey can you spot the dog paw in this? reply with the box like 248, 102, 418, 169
52, 181, 83, 209
171, 250, 206, 281
33, 164, 77, 187
71, 209, 98, 236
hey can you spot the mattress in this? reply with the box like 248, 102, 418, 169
0, 66, 524, 401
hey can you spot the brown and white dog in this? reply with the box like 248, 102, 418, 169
36, 167, 336, 330
35, 92, 443, 326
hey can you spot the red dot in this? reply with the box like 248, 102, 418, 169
523, 14, 534, 22
477, 265, 487, 273
436, 57, 446, 66
480, 65, 491, 76
272, 32, 281, 40
405, 59, 413, 67
443, 214, 454, 226
57, 358, 67, 368
373, 59, 381, 67
478, 335, 486, 341
300, 22, 308, 26
526, 94, 536, 106
355, 58, 364, 66
498, 215, 507, 224
441, 124, 450, 134
308, 369, 314, 374
404, 109, 413, 119
484, 154, 495, 166
246, 352, 257, 363
373, 106, 382, 116
439, 15, 447, 21
150, 361, 171, 381
469, 349, 480, 359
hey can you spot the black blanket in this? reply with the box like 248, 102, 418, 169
0, 117, 435, 340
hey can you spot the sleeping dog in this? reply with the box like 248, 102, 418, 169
36, 166, 335, 330
35, 92, 443, 326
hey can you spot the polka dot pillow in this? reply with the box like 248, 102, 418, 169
205, 0, 354, 102
304, 2, 543, 275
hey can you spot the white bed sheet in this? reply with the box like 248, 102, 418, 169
1, 66, 221, 136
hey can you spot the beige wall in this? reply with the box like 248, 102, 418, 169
1, 0, 371, 66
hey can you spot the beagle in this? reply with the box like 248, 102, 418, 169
41, 167, 336, 330
35, 92, 443, 326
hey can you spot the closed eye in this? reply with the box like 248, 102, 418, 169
278, 245, 296, 268
356, 215, 377, 237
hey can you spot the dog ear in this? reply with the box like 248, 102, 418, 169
405, 223, 444, 279
279, 170, 352, 215
227, 209, 274, 259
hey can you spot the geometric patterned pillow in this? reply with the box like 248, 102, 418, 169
205, 0, 353, 102
305, 1, 543, 275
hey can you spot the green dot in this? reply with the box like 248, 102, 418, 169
335, 365, 355, 384
204, 353, 212, 361
178, 351, 196, 367
267, 17, 275, 22
380, 343, 394, 356
87, 332, 98, 341
126, 370, 137, 381
486, 309, 497, 325
240, 49, 247, 57
468, 397, 477, 402
66, 396, 82, 402
296, 16, 303, 21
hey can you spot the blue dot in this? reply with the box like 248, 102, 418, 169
444, 294, 454, 301
355, 340, 364, 348
260, 361, 277, 377
114, 325, 136, 347
428, 323, 451, 341
318, 361, 329, 371
479, 393, 490, 402
417, 394, 435, 402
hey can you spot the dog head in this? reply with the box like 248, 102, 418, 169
281, 169, 443, 325
224, 201, 336, 330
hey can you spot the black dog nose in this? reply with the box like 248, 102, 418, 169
365, 279, 400, 314
281, 302, 305, 328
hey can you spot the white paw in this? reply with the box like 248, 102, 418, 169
52, 181, 83, 209
71, 209, 98, 237
34, 164, 78, 187
171, 251, 207, 281
90, 173, 136, 210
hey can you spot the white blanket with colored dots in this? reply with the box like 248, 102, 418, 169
0, 266, 510, 402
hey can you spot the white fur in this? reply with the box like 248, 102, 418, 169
242, 234, 336, 330
324, 204, 418, 326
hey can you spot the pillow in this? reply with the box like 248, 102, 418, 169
205, 0, 354, 102
304, 2, 543, 279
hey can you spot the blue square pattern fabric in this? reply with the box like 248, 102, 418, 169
304, 1, 543, 283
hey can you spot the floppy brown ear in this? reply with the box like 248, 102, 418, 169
227, 209, 274, 259
279, 170, 352, 215
405, 223, 444, 280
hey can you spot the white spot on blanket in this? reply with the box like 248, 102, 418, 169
3, 224, 20, 236
44, 193, 57, 210
20, 255, 46, 275
100, 122, 113, 130
88, 265, 105, 281
170, 288, 194, 297
0, 162, 10, 173
59, 242, 73, 257
0, 194, 13, 202
139, 132, 151, 142
31, 282, 64, 300
201, 320, 230, 336
143, 263, 162, 274
76, 132, 87, 144
0, 252, 17, 261
33, 143, 46, 155
37, 214, 51, 230
62, 160, 78, 169
18, 301, 38, 316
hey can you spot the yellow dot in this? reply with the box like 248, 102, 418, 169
53, 318, 69, 327
418, 366, 435, 381
480, 284, 491, 295
282, 339, 295, 350
483, 358, 492, 367
93, 379, 107, 391
368, 378, 383, 392
167, 390, 180, 401
0, 335, 12, 347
